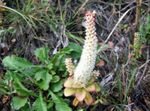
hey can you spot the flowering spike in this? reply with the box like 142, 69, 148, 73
65, 58, 74, 76
64, 11, 100, 106
74, 10, 98, 85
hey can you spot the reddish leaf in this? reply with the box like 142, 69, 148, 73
64, 77, 74, 88
96, 60, 105, 67
75, 89, 86, 102
84, 92, 94, 105
86, 84, 96, 92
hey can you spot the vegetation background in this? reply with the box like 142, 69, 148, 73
0, 0, 150, 111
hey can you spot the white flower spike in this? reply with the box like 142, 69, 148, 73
74, 10, 98, 85
65, 58, 74, 76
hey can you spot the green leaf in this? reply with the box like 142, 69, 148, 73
33, 92, 47, 111
11, 96, 27, 110
13, 77, 34, 96
34, 70, 52, 90
51, 48, 72, 69
47, 100, 54, 109
67, 42, 82, 59
50, 91, 72, 111
3, 71, 13, 81
67, 42, 82, 54
51, 54, 64, 68
2, 56, 32, 70
51, 75, 60, 83
20, 104, 31, 111
51, 81, 63, 92
34, 47, 49, 63
51, 42, 81, 70
50, 70, 56, 75
47, 63, 53, 70
0, 82, 8, 95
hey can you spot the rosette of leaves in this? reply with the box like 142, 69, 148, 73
1, 43, 81, 111
64, 77, 100, 106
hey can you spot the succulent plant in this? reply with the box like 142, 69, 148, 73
74, 10, 98, 85
64, 10, 100, 106
64, 77, 100, 106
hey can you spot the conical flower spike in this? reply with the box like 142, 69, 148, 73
64, 10, 100, 107
65, 58, 74, 76
74, 10, 98, 85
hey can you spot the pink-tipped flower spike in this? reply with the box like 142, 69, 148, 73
74, 10, 98, 85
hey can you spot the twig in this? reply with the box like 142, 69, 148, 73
137, 48, 150, 87
120, 0, 135, 12
138, 59, 150, 69
135, 0, 142, 30
104, 8, 134, 44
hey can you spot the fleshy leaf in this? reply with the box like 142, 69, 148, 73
75, 89, 86, 102
86, 81, 100, 92
84, 92, 93, 105
64, 78, 83, 88
64, 88, 76, 97
95, 83, 100, 92
72, 98, 79, 107
86, 84, 96, 92
72, 83, 83, 88
64, 78, 74, 88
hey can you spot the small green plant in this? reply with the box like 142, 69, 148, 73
0, 43, 81, 111
132, 14, 150, 58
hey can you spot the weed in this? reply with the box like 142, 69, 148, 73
0, 42, 81, 111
